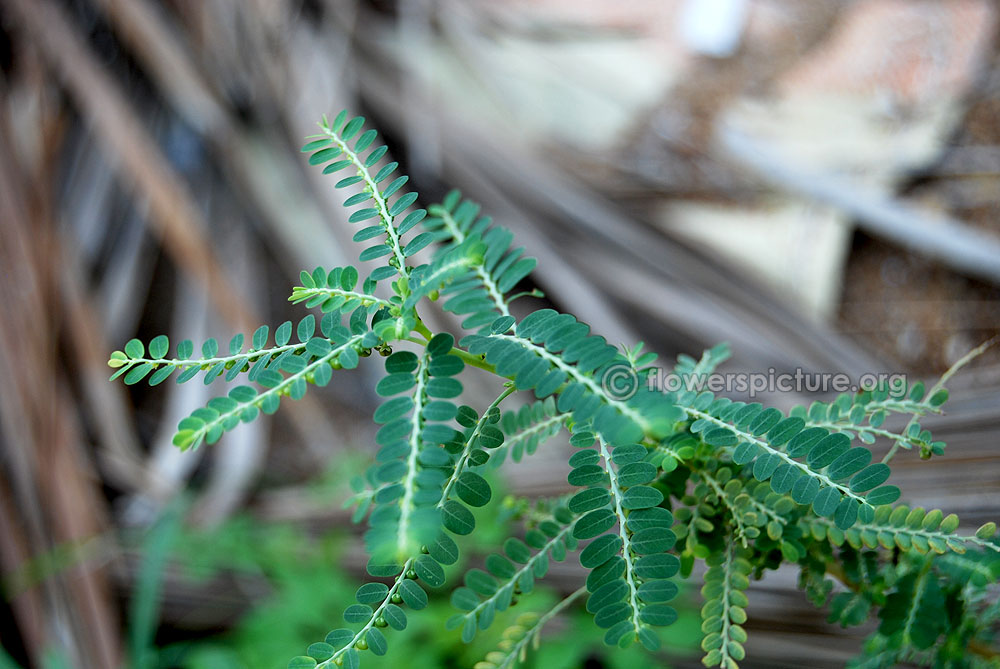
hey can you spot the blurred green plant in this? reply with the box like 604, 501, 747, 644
147, 476, 699, 669
109, 111, 1000, 668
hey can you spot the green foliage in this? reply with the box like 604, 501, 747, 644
491, 397, 564, 465
793, 380, 948, 459
447, 500, 579, 643
109, 111, 1000, 669
700, 539, 751, 669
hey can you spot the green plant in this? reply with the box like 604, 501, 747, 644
153, 480, 700, 669
109, 111, 1000, 669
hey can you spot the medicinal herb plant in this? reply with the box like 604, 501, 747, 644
109, 111, 1000, 668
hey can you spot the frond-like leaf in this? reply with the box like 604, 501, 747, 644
794, 381, 946, 458
422, 191, 539, 329
290, 265, 394, 313
803, 504, 1000, 555
681, 396, 890, 529
447, 503, 578, 642
299, 558, 417, 667
567, 433, 679, 650
462, 309, 686, 448
475, 587, 587, 669
172, 328, 378, 450
306, 112, 427, 283
295, 377, 522, 667
364, 335, 467, 563
701, 538, 752, 669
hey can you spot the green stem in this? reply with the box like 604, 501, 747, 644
491, 587, 588, 669
325, 559, 416, 666
403, 331, 497, 373
440, 386, 516, 503
413, 319, 433, 341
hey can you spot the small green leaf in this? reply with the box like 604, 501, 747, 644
366, 627, 388, 656
630, 528, 675, 554
343, 604, 373, 623
616, 462, 657, 487
504, 538, 532, 563
929, 389, 949, 407
441, 500, 475, 535
703, 428, 738, 447
812, 487, 841, 517
428, 533, 460, 565
826, 448, 872, 481
339, 347, 360, 370
455, 472, 491, 507
849, 464, 891, 492
383, 604, 407, 630
376, 373, 416, 397
620, 486, 663, 510
306, 643, 334, 661
356, 582, 389, 604
202, 338, 218, 358
252, 325, 269, 350
124, 338, 144, 359
450, 587, 480, 611
587, 580, 629, 614
640, 604, 677, 627
580, 534, 622, 568
414, 555, 446, 587
574, 509, 616, 540
398, 580, 428, 610
478, 426, 504, 449
570, 488, 611, 514
568, 465, 606, 487
124, 363, 153, 385
833, 498, 860, 530
149, 335, 169, 359
275, 321, 292, 346
865, 485, 901, 506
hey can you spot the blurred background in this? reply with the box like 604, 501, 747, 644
1, 0, 999, 667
